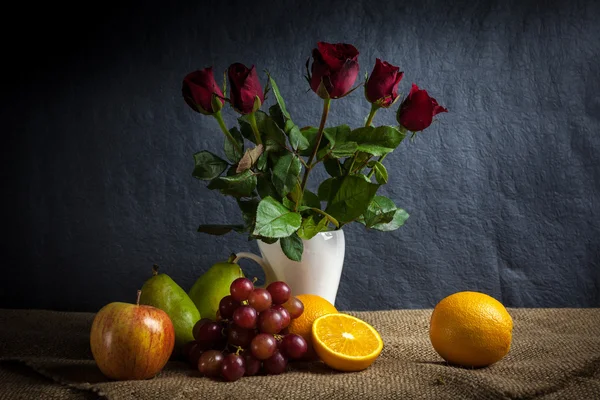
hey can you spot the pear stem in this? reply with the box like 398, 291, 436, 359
152, 264, 159, 276
136, 290, 141, 306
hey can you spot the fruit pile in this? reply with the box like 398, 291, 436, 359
182, 278, 308, 381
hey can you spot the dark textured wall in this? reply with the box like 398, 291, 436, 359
2, 0, 599, 312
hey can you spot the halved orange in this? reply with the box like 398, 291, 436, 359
311, 313, 384, 372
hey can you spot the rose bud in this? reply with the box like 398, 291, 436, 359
309, 42, 359, 99
182, 67, 224, 115
365, 58, 404, 108
396, 84, 448, 132
228, 63, 264, 115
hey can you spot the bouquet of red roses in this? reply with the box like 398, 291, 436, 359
182, 41, 447, 261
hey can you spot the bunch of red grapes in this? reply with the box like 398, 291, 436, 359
182, 278, 307, 382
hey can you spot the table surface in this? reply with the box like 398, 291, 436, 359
1, 308, 599, 400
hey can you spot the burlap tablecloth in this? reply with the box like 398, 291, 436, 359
0, 308, 599, 399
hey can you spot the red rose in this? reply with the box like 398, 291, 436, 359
182, 67, 224, 115
310, 42, 359, 99
365, 58, 404, 108
228, 63, 264, 114
396, 84, 448, 131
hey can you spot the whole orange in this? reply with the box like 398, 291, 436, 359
287, 294, 338, 360
429, 291, 513, 368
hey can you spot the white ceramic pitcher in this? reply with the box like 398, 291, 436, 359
234, 230, 345, 306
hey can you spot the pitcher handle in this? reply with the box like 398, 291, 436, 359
233, 252, 276, 287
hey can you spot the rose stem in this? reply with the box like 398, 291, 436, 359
213, 111, 243, 153
296, 97, 332, 210
247, 112, 263, 145
136, 290, 141, 306
365, 103, 379, 127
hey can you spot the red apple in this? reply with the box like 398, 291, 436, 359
90, 290, 175, 380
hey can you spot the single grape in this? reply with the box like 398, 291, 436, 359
250, 333, 277, 360
263, 351, 288, 375
282, 296, 304, 319
182, 340, 197, 360
248, 288, 272, 312
243, 352, 261, 376
189, 344, 204, 368
227, 324, 255, 347
194, 321, 223, 343
230, 277, 254, 302
198, 350, 225, 377
266, 281, 291, 305
233, 305, 258, 329
221, 353, 246, 382
192, 318, 212, 341
257, 309, 283, 334
281, 334, 308, 359
272, 305, 291, 329
219, 295, 241, 319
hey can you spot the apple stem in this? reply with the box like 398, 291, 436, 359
136, 290, 141, 306
152, 264, 159, 276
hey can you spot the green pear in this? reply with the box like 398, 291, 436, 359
139, 265, 201, 355
188, 255, 244, 320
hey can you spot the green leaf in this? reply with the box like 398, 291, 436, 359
317, 177, 339, 201
297, 216, 329, 240
372, 161, 388, 184
286, 182, 303, 204
280, 233, 303, 261
316, 143, 332, 160
298, 127, 321, 156
348, 126, 406, 156
330, 142, 358, 158
256, 172, 280, 200
282, 197, 296, 210
287, 122, 310, 151
224, 127, 244, 163
253, 197, 302, 238
323, 125, 351, 147
272, 153, 302, 197
323, 158, 343, 177
362, 195, 397, 227
238, 111, 268, 144
268, 74, 291, 120
270, 103, 309, 151
192, 151, 228, 180
264, 118, 288, 153
236, 144, 264, 173
302, 190, 321, 209
371, 208, 410, 231
325, 175, 380, 224
197, 224, 245, 235
207, 169, 257, 198
269, 104, 286, 129
256, 151, 268, 171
